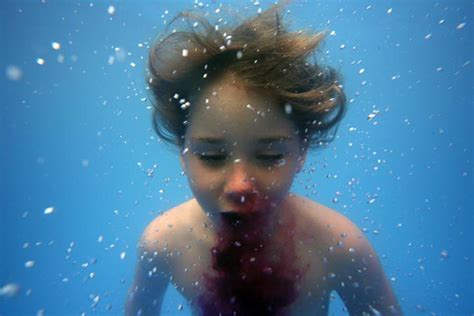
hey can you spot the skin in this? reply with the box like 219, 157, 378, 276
125, 72, 402, 315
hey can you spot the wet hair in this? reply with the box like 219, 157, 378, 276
147, 4, 346, 151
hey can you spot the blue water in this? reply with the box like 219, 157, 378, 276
1, 0, 472, 315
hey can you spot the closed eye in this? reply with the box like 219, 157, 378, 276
256, 154, 285, 164
257, 154, 283, 161
198, 154, 227, 165
197, 153, 285, 166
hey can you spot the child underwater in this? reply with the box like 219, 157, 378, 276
126, 4, 402, 316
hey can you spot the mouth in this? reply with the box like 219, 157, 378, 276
227, 204, 259, 214
221, 197, 277, 216
219, 210, 243, 221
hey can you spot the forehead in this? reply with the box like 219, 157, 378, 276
186, 74, 297, 142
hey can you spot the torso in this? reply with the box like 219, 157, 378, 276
153, 195, 343, 315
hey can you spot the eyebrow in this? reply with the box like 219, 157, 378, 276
257, 136, 293, 144
191, 137, 225, 144
191, 136, 293, 144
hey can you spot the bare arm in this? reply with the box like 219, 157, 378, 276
334, 226, 402, 315
125, 222, 170, 316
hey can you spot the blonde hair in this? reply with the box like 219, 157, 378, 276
148, 4, 346, 150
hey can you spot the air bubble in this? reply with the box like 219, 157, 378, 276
25, 261, 35, 268
5, 65, 22, 81
440, 249, 449, 259
92, 295, 100, 307
51, 42, 61, 50
276, 158, 286, 167
44, 207, 55, 215
263, 266, 273, 275
0, 283, 20, 298
107, 5, 116, 16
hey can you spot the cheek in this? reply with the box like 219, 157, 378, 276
258, 164, 298, 194
186, 160, 221, 196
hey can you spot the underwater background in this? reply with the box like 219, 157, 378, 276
1, 0, 472, 315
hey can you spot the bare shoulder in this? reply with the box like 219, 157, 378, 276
290, 196, 402, 313
140, 199, 199, 252
125, 202, 199, 315
289, 194, 369, 254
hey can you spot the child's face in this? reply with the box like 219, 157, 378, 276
181, 73, 306, 219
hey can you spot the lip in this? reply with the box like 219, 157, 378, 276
223, 197, 270, 214
226, 205, 260, 214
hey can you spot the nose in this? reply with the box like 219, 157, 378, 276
224, 161, 256, 203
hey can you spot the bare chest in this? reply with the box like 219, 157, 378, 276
165, 231, 334, 315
